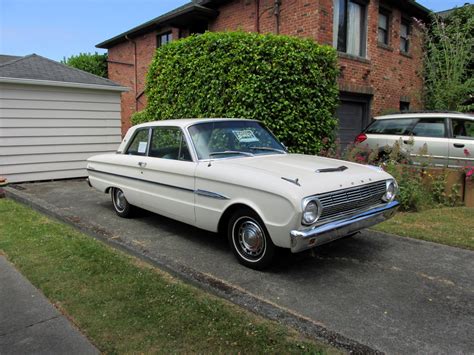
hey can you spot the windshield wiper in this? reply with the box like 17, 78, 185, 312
249, 146, 286, 154
208, 151, 255, 158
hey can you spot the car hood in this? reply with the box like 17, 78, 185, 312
215, 153, 392, 197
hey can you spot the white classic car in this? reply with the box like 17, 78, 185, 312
87, 118, 399, 269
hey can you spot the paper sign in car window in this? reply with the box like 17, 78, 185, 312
138, 141, 147, 153
232, 130, 259, 143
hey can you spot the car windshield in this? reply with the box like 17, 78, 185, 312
188, 120, 286, 160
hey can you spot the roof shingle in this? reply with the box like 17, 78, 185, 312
0, 54, 122, 87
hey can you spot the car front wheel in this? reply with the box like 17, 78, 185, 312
111, 187, 133, 218
228, 209, 276, 270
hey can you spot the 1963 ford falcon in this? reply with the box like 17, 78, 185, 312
87, 118, 399, 269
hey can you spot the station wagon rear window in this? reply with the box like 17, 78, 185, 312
365, 118, 417, 135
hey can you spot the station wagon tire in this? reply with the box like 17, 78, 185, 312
111, 187, 133, 218
228, 209, 276, 270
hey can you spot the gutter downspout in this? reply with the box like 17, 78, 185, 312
125, 35, 138, 112
255, 0, 260, 33
274, 0, 281, 35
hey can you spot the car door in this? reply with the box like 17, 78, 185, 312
116, 127, 152, 209
408, 117, 449, 167
448, 118, 474, 168
139, 126, 197, 224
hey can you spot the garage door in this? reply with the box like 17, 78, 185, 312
336, 95, 370, 149
0, 83, 123, 183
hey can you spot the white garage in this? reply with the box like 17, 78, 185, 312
0, 54, 128, 183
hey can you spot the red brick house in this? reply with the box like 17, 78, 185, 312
97, 0, 429, 144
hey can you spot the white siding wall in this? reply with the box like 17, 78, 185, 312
0, 82, 123, 183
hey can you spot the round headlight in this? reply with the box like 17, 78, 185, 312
383, 180, 397, 202
302, 199, 321, 225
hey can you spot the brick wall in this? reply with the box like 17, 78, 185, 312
108, 0, 424, 133
209, 0, 424, 117
108, 27, 179, 135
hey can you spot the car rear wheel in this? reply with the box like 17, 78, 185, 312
111, 187, 133, 218
227, 209, 276, 270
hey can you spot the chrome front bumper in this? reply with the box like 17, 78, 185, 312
290, 201, 399, 253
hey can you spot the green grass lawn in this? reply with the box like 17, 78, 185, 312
0, 198, 338, 354
373, 207, 474, 250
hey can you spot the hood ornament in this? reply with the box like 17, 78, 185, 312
315, 165, 348, 173
281, 177, 300, 186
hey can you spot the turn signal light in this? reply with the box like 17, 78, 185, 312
355, 133, 367, 143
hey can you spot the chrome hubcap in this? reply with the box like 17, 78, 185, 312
238, 220, 265, 257
114, 189, 126, 211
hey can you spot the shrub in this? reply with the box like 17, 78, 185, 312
62, 52, 108, 78
320, 142, 465, 211
134, 31, 339, 154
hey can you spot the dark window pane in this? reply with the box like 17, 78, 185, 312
365, 118, 418, 135
400, 101, 410, 111
412, 119, 446, 138
400, 22, 410, 52
157, 32, 173, 47
126, 129, 149, 156
378, 12, 389, 44
452, 119, 474, 139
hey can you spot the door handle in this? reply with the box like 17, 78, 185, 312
138, 162, 147, 168
453, 143, 465, 148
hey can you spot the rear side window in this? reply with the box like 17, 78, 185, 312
365, 118, 417, 135
126, 129, 149, 156
452, 119, 474, 140
412, 118, 446, 138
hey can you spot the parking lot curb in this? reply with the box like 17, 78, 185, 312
5, 185, 382, 354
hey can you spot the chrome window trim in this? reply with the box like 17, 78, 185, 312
185, 120, 288, 161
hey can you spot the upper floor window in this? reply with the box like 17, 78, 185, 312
378, 10, 390, 45
400, 20, 410, 53
333, 0, 367, 57
157, 32, 172, 48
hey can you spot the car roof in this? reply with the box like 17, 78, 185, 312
133, 118, 258, 129
373, 112, 474, 120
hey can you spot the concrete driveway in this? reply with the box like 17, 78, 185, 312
6, 179, 474, 354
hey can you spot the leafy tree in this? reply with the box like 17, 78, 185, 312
423, 5, 474, 111
62, 52, 108, 78
133, 31, 339, 155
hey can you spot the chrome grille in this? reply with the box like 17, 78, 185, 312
316, 180, 386, 224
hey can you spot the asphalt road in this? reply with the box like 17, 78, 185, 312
6, 179, 474, 354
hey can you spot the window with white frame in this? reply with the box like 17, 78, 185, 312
333, 0, 367, 57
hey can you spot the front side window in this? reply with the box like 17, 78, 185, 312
365, 118, 417, 135
378, 11, 390, 45
188, 121, 286, 160
452, 119, 474, 140
126, 129, 149, 156
157, 32, 172, 47
400, 20, 410, 53
333, 0, 367, 57
149, 127, 192, 161
411, 118, 446, 138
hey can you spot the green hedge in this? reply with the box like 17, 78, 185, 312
133, 31, 339, 154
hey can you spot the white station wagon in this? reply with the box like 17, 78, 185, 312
87, 119, 399, 269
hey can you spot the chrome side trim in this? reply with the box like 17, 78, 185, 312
87, 168, 229, 199
86, 168, 195, 193
195, 189, 230, 200
290, 201, 399, 253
